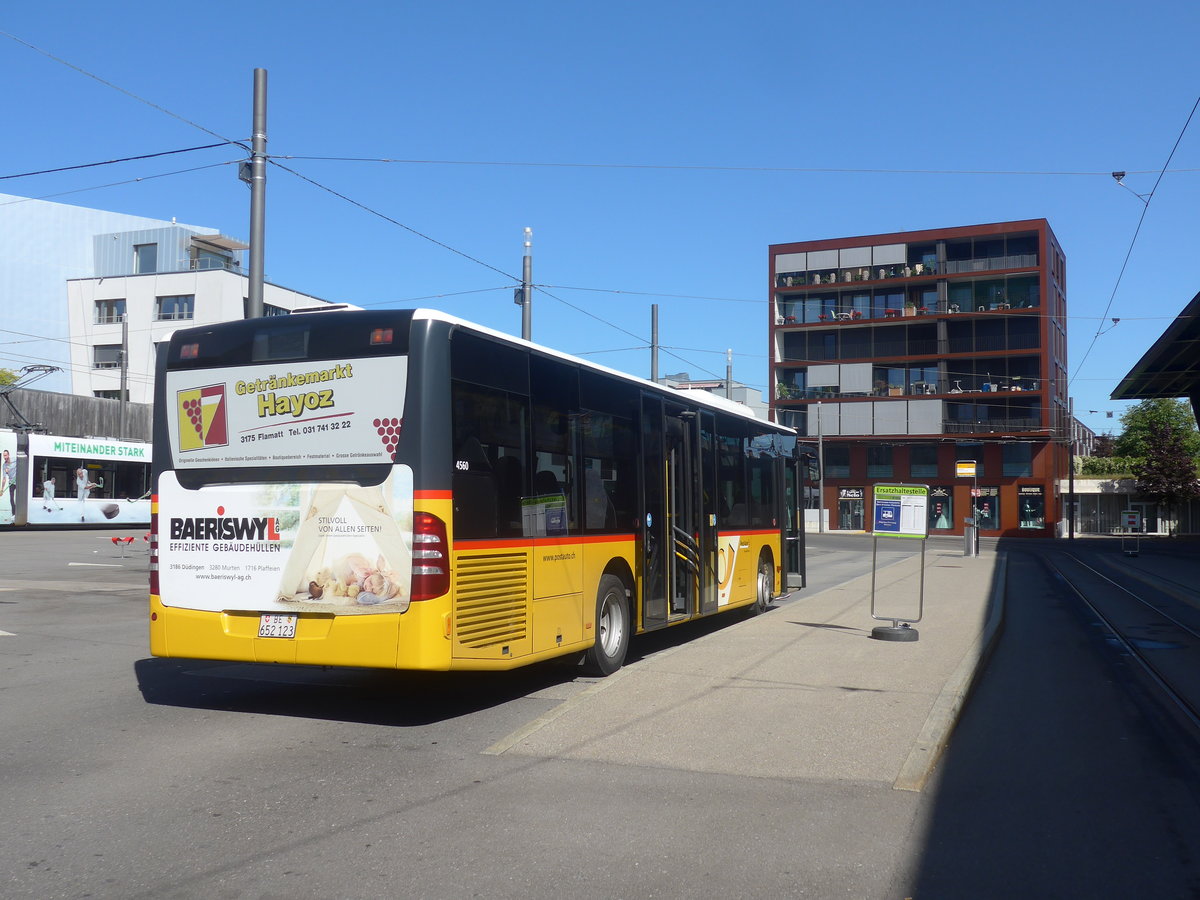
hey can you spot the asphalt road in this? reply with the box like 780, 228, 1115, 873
2, 530, 1199, 899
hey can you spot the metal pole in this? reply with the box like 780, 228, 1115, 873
817, 400, 825, 533
246, 68, 267, 319
118, 315, 128, 439
521, 227, 532, 341
650, 304, 659, 382
1068, 400, 1076, 541
725, 349, 733, 400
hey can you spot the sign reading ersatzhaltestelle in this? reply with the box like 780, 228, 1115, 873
872, 483, 929, 539
165, 356, 406, 469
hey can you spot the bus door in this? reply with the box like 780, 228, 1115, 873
664, 403, 703, 620
697, 412, 718, 614
781, 452, 807, 590
640, 395, 668, 628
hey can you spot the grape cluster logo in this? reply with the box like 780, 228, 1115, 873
374, 417, 402, 461
178, 384, 229, 451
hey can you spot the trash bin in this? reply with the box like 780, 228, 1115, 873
963, 517, 977, 557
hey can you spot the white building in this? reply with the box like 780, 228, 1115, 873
0, 193, 329, 405
67, 268, 326, 404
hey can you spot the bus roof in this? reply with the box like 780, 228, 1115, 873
407, 308, 793, 435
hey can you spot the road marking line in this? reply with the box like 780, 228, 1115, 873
68, 562, 123, 567
0, 630, 15, 636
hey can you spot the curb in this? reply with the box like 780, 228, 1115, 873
892, 551, 1007, 792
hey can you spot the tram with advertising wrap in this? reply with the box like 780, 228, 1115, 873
0, 430, 151, 527
150, 309, 805, 675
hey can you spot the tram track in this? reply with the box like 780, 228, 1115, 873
1043, 550, 1200, 734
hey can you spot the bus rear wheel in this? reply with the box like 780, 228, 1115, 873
584, 574, 630, 676
751, 557, 774, 615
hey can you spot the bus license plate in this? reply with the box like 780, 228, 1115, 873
258, 614, 297, 639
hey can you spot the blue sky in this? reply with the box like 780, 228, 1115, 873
3, 1, 1199, 435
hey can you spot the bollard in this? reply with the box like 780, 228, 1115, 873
963, 517, 977, 558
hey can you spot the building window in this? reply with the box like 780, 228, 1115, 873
1002, 443, 1033, 477
929, 487, 953, 530
134, 243, 158, 274
909, 444, 938, 478
94, 389, 129, 401
973, 487, 1000, 530
1018, 486, 1045, 529
94, 299, 126, 324
156, 295, 194, 321
823, 446, 850, 478
866, 445, 893, 478
93, 344, 122, 369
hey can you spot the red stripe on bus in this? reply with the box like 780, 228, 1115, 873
453, 534, 636, 551
414, 490, 452, 500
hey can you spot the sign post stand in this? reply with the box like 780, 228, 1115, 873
869, 483, 929, 642
956, 460, 979, 556
1120, 509, 1142, 557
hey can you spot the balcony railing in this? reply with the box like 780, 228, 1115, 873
943, 418, 1045, 433
941, 253, 1037, 274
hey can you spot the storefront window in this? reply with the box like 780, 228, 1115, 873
973, 487, 1000, 530
929, 487, 953, 530
838, 488, 864, 530
1018, 486, 1044, 529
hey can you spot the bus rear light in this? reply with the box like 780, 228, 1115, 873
370, 327, 394, 346
179, 342, 199, 359
149, 506, 159, 595
410, 512, 449, 601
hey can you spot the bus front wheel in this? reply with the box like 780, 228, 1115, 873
584, 574, 630, 676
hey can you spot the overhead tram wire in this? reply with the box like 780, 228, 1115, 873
269, 158, 726, 380
0, 31, 249, 152
0, 161, 242, 207
267, 159, 519, 284
0, 143, 237, 182
1070, 93, 1200, 387
274, 155, 1200, 178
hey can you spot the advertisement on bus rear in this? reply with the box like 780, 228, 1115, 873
164, 356, 406, 470
157, 464, 414, 615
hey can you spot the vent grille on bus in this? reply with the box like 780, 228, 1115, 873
454, 552, 529, 649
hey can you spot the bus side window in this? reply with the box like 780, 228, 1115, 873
452, 437, 497, 539
531, 355, 578, 534
452, 380, 529, 540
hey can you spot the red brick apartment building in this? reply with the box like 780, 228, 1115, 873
770, 219, 1069, 537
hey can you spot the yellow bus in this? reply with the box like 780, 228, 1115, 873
150, 309, 804, 675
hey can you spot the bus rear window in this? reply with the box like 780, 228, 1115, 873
252, 325, 309, 362
167, 310, 415, 368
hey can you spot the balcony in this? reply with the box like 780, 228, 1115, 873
942, 418, 1046, 434
942, 253, 1037, 275
776, 262, 939, 289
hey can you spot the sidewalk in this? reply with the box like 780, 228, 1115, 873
489, 546, 1004, 793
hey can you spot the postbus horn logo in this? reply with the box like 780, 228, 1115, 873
177, 384, 229, 451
